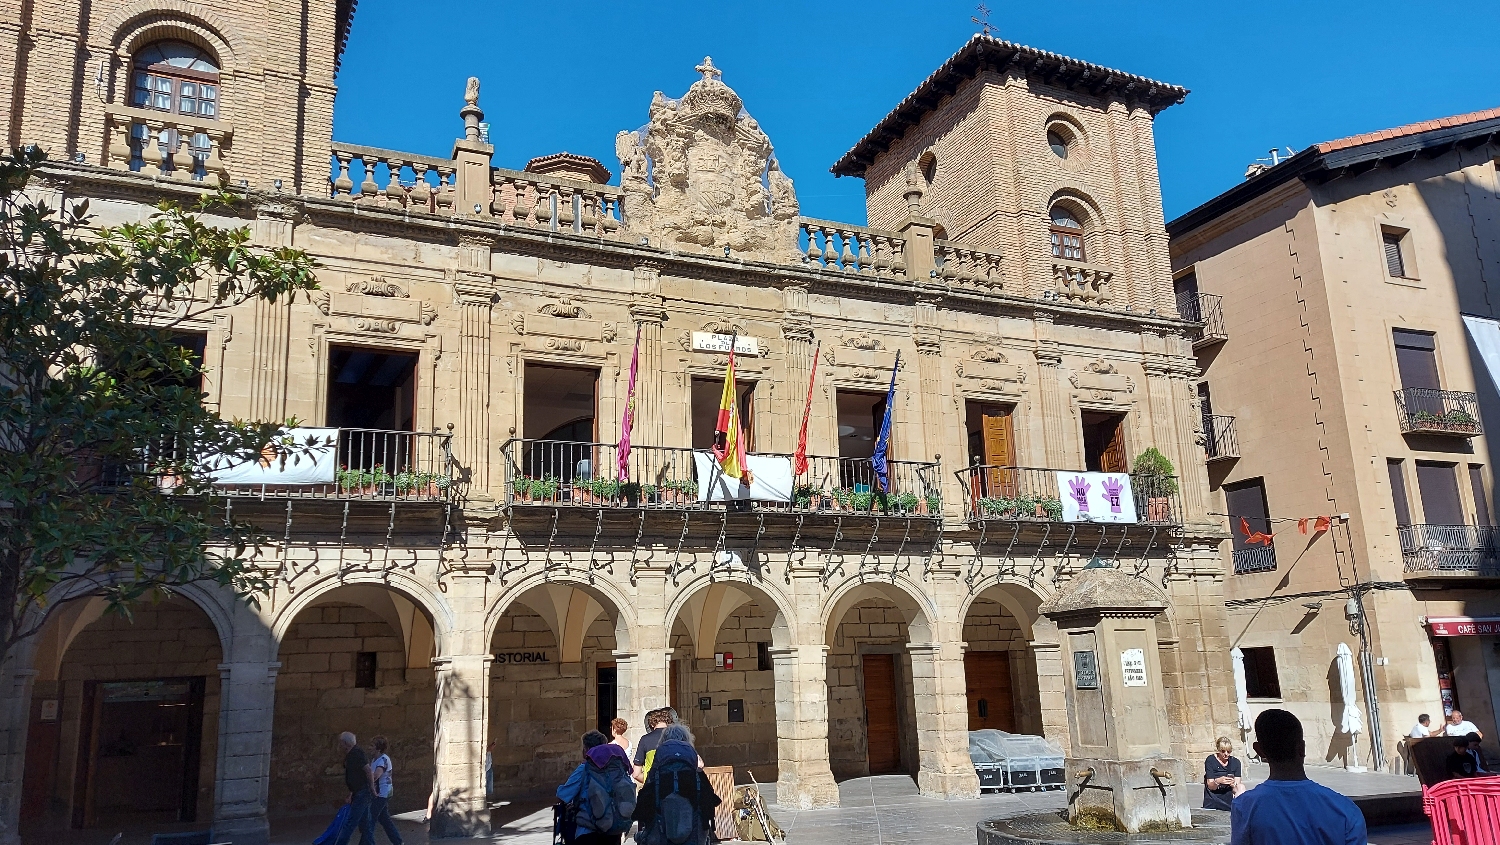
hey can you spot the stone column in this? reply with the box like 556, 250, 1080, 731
455, 246, 495, 498
247, 204, 298, 423
630, 263, 667, 448
770, 646, 839, 809
907, 641, 980, 799
431, 653, 492, 837
781, 282, 814, 456
912, 296, 957, 515
211, 660, 280, 845
614, 648, 673, 739
1030, 635, 1072, 751
0, 666, 38, 845
1033, 313, 1071, 468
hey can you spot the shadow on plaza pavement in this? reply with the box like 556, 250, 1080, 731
22, 766, 1430, 845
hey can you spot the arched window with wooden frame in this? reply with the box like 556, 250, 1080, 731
1049, 205, 1085, 262
131, 40, 220, 118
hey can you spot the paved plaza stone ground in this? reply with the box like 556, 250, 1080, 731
26, 765, 1431, 845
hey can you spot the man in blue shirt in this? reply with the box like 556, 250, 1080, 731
1231, 709, 1366, 845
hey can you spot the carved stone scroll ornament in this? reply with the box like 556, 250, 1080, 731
840, 333, 884, 351
355, 318, 399, 334
971, 346, 1007, 364
602, 323, 618, 344
346, 278, 409, 298
538, 296, 590, 319
546, 338, 585, 352
701, 320, 746, 336
615, 57, 800, 262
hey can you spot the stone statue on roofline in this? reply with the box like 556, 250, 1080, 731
615, 57, 800, 262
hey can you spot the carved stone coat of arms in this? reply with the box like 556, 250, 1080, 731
615, 57, 800, 263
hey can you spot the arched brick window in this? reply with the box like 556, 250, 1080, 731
131, 40, 220, 118
1049, 205, 1085, 261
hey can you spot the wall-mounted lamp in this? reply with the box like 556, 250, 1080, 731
73, 152, 86, 164
473, 203, 482, 214
1301, 601, 1323, 612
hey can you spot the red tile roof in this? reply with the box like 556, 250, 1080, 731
1315, 107, 1500, 153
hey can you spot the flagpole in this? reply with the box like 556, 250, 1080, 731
704, 329, 738, 506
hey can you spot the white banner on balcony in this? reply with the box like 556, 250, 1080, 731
1462, 314, 1500, 394
692, 451, 793, 502
208, 428, 339, 485
1054, 471, 1137, 523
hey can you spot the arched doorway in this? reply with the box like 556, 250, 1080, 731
486, 583, 625, 799
822, 583, 932, 781
664, 581, 792, 780
961, 584, 1045, 735
21, 595, 225, 833
270, 586, 438, 820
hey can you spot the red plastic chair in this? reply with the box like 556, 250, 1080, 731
1424, 775, 1500, 845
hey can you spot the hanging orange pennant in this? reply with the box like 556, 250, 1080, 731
1240, 517, 1274, 546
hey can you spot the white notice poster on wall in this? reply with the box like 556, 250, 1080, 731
1121, 648, 1148, 687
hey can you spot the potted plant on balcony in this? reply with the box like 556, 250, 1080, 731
619, 481, 642, 507
589, 478, 621, 505
531, 475, 560, 503
793, 484, 819, 510
337, 466, 374, 496
1442, 409, 1479, 433
893, 492, 920, 515
641, 483, 659, 505
1131, 447, 1178, 522
512, 476, 534, 502
921, 494, 942, 515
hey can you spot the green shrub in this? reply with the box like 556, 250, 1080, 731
1131, 447, 1179, 495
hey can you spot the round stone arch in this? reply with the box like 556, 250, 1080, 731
487, 571, 638, 659
957, 576, 1049, 643
820, 575, 937, 646
22, 579, 238, 681
100, 0, 247, 71
663, 572, 797, 658
271, 570, 456, 657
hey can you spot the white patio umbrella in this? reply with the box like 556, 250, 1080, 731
1230, 647, 1252, 731
1337, 642, 1366, 771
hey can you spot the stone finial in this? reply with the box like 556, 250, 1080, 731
695, 56, 722, 82
902, 160, 924, 210
461, 77, 484, 142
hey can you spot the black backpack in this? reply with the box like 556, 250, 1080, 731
640, 760, 706, 845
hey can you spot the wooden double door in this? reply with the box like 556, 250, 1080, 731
964, 652, 1016, 732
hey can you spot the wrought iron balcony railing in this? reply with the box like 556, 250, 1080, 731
955, 465, 1182, 526
124, 428, 454, 502
1232, 545, 1277, 575
500, 438, 942, 516
1395, 388, 1483, 436
1177, 291, 1227, 346
1204, 414, 1239, 462
1400, 525, 1500, 576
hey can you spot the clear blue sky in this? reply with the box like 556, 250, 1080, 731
333, 0, 1499, 225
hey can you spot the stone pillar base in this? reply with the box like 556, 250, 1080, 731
430, 801, 490, 839
917, 768, 980, 800
775, 768, 840, 809
211, 814, 270, 845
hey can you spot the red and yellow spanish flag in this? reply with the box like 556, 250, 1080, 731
712, 342, 752, 485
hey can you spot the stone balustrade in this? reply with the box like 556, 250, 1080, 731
799, 217, 908, 277
1051, 259, 1114, 306
104, 105, 231, 184
490, 168, 623, 237
933, 240, 1003, 290
329, 143, 457, 214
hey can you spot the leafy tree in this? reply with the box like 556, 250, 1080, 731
0, 147, 320, 667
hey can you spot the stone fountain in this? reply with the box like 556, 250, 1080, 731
978, 564, 1228, 844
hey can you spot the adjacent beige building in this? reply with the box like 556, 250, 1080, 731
1169, 108, 1500, 772
3, 6, 1238, 843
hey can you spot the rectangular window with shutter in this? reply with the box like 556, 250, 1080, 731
1388, 459, 1412, 527
1383, 232, 1406, 277
1241, 646, 1282, 699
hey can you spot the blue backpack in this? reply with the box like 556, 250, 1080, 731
576, 755, 635, 836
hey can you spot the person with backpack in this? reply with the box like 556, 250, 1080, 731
556, 730, 636, 845
631, 724, 719, 845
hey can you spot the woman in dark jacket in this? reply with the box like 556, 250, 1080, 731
631, 724, 719, 845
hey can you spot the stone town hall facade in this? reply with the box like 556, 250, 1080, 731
1, 3, 1236, 843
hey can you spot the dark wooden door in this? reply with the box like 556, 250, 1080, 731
862, 654, 901, 774
980, 406, 1016, 498
20, 698, 61, 827
965, 652, 1015, 732
1100, 417, 1128, 473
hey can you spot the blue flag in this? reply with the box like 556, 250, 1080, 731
870, 350, 900, 492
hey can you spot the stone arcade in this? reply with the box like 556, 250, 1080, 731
2, 6, 1236, 843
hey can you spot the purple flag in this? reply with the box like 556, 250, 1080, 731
617, 326, 641, 479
